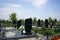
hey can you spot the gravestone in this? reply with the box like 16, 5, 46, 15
0, 22, 36, 40
45, 19, 48, 28
13, 21, 17, 28
13, 21, 17, 24
17, 20, 21, 29
25, 18, 32, 35
50, 21, 55, 28
37, 19, 41, 27
51, 21, 54, 26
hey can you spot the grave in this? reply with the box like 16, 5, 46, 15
45, 19, 49, 28
37, 19, 41, 27
24, 18, 32, 35
37, 19, 42, 29
17, 20, 21, 29
0, 18, 36, 40
12, 21, 17, 28
0, 27, 36, 40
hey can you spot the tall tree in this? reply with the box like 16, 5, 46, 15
9, 13, 17, 21
49, 17, 52, 22
20, 19, 25, 26
9, 13, 17, 27
49, 17, 54, 28
40, 20, 44, 27
32, 17, 37, 26
54, 18, 57, 26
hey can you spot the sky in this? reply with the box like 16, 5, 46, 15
0, 0, 60, 20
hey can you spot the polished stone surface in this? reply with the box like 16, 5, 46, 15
0, 27, 36, 40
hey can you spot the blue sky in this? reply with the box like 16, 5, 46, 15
0, 0, 60, 20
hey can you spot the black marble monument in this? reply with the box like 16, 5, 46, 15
25, 18, 32, 35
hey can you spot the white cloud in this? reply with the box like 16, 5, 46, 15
0, 3, 23, 20
32, 0, 48, 7
0, 3, 22, 12
25, 0, 48, 8
4, 3, 22, 8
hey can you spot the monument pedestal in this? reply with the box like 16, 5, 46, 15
0, 31, 4, 37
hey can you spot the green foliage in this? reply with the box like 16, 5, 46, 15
32, 27, 55, 35
42, 28, 55, 35
20, 19, 25, 25
32, 17, 37, 26
32, 27, 55, 40
49, 17, 52, 23
40, 20, 44, 27
32, 27, 37, 33
9, 13, 17, 21
54, 26, 60, 33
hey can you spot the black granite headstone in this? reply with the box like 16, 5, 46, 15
45, 19, 48, 28
51, 21, 55, 28
52, 21, 54, 26
25, 18, 32, 35
13, 21, 16, 24
12, 21, 17, 28
37, 19, 41, 27
17, 20, 21, 29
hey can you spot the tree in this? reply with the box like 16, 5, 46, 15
9, 13, 17, 21
20, 19, 25, 26
49, 17, 52, 23
40, 20, 44, 27
54, 18, 57, 26
49, 17, 55, 28
9, 13, 17, 27
32, 17, 37, 26
49, 17, 53, 25
58, 20, 60, 26
5, 20, 12, 27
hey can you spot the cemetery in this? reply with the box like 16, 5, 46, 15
0, 0, 60, 40
0, 13, 60, 40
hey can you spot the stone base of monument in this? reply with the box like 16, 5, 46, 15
21, 32, 32, 35
21, 30, 36, 36
0, 29, 36, 40
0, 31, 4, 37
